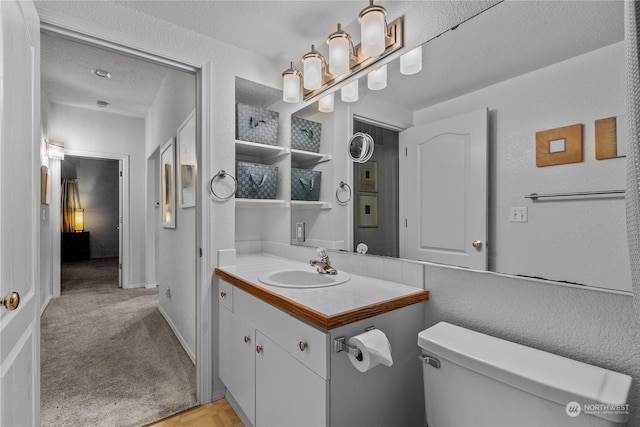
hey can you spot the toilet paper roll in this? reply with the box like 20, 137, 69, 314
347, 329, 393, 373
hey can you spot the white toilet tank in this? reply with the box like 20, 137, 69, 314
418, 322, 632, 427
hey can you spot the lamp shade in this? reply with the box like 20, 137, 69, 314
341, 79, 359, 102
303, 45, 324, 90
74, 209, 85, 232
359, 3, 387, 58
318, 93, 334, 113
282, 63, 301, 103
328, 24, 351, 76
400, 45, 422, 75
367, 64, 387, 90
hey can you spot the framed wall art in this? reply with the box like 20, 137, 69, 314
357, 194, 378, 228
177, 110, 196, 208
160, 137, 176, 229
357, 161, 378, 192
535, 123, 583, 167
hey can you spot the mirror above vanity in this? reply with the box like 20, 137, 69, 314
286, 0, 629, 292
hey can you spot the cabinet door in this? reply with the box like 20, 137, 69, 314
219, 305, 255, 425
255, 332, 327, 427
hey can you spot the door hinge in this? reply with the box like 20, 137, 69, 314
405, 218, 408, 228
405, 147, 408, 156
199, 248, 203, 257
119, 264, 122, 270
119, 171, 123, 177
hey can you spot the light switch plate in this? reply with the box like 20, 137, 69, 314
510, 207, 528, 222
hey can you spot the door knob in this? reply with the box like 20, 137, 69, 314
1, 292, 19, 310
472, 240, 483, 249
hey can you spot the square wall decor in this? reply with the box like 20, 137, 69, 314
535, 123, 583, 167
595, 117, 619, 160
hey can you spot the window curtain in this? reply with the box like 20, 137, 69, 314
61, 178, 81, 232
625, 2, 640, 311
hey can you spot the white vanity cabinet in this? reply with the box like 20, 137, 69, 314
218, 280, 329, 427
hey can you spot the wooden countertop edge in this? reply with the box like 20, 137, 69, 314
214, 268, 429, 330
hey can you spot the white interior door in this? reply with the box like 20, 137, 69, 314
402, 108, 488, 269
0, 1, 41, 425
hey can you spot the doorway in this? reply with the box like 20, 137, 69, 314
40, 29, 200, 425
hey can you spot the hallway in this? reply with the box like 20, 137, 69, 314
41, 258, 197, 426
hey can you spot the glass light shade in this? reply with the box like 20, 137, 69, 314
328, 36, 350, 76
283, 71, 301, 103
303, 50, 323, 90
360, 8, 386, 58
74, 209, 85, 232
400, 45, 423, 75
367, 64, 387, 90
341, 80, 359, 102
318, 93, 334, 113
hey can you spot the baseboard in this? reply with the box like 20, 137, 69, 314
225, 390, 253, 427
40, 295, 52, 316
123, 282, 146, 289
158, 305, 196, 364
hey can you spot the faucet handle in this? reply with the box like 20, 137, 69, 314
317, 247, 327, 258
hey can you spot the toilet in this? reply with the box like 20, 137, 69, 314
418, 322, 632, 426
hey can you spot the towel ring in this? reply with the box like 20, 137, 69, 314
209, 170, 237, 200
336, 181, 352, 204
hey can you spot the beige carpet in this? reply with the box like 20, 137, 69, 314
41, 258, 198, 427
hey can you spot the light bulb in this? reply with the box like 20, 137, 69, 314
341, 80, 359, 102
328, 24, 351, 76
303, 45, 324, 90
282, 62, 301, 103
400, 45, 422, 75
367, 64, 387, 90
359, 3, 387, 58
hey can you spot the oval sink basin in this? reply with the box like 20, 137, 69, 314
258, 269, 350, 288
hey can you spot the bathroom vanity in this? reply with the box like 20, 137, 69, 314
215, 254, 429, 427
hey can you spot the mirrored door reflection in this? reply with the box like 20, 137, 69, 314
352, 119, 399, 257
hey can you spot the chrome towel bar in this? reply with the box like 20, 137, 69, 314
525, 190, 625, 200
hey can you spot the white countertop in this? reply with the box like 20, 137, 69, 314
219, 253, 427, 318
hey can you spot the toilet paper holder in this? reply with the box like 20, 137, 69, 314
333, 326, 375, 362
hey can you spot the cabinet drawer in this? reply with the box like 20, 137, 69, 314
235, 287, 329, 380
219, 280, 234, 311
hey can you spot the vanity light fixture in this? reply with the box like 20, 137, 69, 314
91, 68, 112, 79
359, 0, 388, 58
318, 93, 335, 113
302, 45, 326, 90
281, 1, 403, 102
367, 64, 387, 90
341, 79, 359, 102
282, 62, 302, 103
327, 24, 353, 76
400, 45, 422, 75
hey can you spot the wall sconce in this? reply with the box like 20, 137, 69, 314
47, 141, 65, 160
359, 0, 388, 58
367, 64, 387, 90
74, 208, 85, 232
341, 79, 359, 102
318, 93, 335, 113
282, 62, 302, 103
283, 1, 403, 102
400, 45, 422, 75
302, 45, 326, 90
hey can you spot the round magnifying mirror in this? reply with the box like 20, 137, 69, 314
347, 132, 374, 163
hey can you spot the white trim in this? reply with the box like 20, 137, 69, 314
40, 296, 52, 317
122, 282, 146, 290
158, 305, 195, 364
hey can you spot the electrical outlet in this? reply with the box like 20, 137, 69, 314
296, 222, 305, 242
509, 207, 528, 222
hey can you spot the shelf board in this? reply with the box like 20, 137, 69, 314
291, 149, 332, 165
235, 198, 289, 208
291, 200, 333, 210
236, 140, 289, 161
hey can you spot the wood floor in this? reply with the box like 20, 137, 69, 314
147, 398, 243, 427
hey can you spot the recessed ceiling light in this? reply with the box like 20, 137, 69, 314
91, 69, 112, 78
97, 101, 110, 108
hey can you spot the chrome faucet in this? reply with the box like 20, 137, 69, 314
310, 247, 337, 275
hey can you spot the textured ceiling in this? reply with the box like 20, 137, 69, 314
39, 0, 624, 117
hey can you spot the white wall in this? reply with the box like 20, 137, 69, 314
415, 41, 630, 292
146, 69, 197, 360
48, 104, 146, 285
40, 92, 53, 311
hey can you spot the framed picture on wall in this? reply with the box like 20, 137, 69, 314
177, 110, 196, 208
160, 137, 176, 229
358, 161, 378, 192
357, 194, 378, 228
